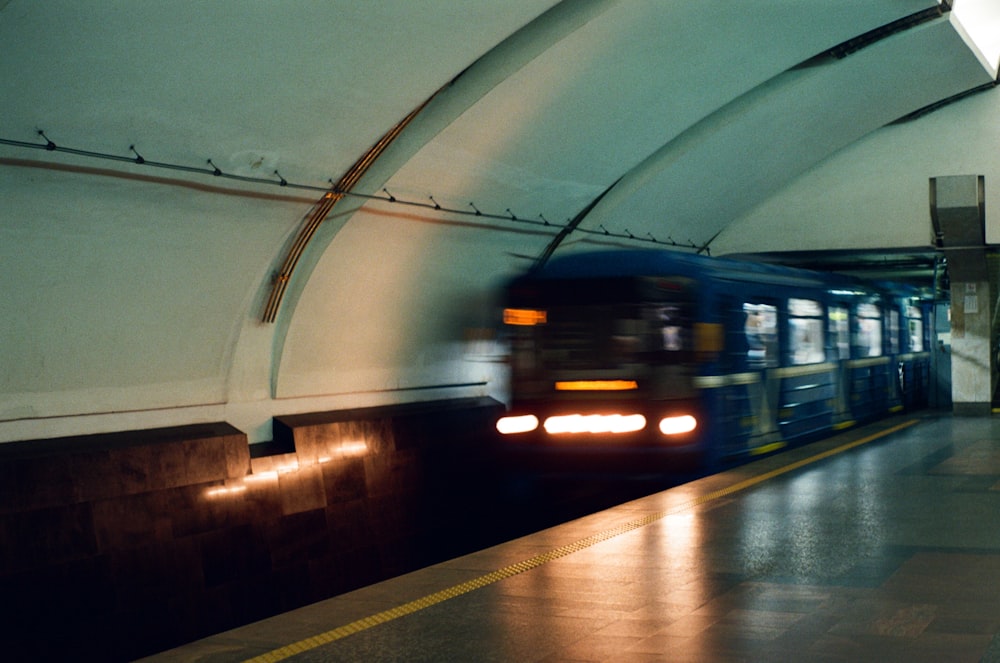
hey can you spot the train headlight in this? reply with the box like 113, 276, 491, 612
658, 414, 698, 435
496, 414, 539, 435
543, 413, 646, 435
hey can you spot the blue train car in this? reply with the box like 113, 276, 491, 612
495, 249, 930, 471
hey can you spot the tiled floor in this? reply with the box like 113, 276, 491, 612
143, 414, 1000, 662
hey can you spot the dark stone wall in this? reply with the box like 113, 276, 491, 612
0, 397, 504, 661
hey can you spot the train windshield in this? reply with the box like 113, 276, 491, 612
537, 303, 694, 371
504, 276, 696, 377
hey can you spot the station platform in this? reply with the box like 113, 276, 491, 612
143, 413, 1000, 662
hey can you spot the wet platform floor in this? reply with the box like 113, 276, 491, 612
144, 413, 1000, 662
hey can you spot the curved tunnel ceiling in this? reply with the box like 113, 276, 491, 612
357, 1, 994, 263
0, 0, 997, 442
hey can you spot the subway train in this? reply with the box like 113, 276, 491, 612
495, 249, 932, 472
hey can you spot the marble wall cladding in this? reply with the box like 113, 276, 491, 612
0, 397, 504, 662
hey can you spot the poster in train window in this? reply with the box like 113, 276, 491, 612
743, 302, 777, 368
789, 298, 825, 365
906, 305, 924, 352
856, 303, 882, 357
829, 306, 850, 360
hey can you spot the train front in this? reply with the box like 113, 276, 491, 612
495, 272, 713, 472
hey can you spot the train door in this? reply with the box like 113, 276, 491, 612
779, 297, 836, 440
709, 294, 749, 458
850, 301, 890, 421
828, 303, 853, 428
708, 293, 780, 459
739, 297, 782, 452
900, 301, 930, 409
887, 302, 904, 412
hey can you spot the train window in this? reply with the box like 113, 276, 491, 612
789, 298, 825, 365
907, 305, 924, 352
856, 303, 882, 357
743, 302, 777, 368
829, 306, 850, 360
652, 305, 685, 351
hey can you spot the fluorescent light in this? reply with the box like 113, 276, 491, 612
951, 0, 1000, 77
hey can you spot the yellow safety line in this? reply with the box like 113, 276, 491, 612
749, 441, 787, 456
245, 418, 919, 663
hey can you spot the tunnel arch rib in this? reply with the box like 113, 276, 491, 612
260, 98, 437, 323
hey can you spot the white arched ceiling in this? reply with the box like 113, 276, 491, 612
0, 1, 995, 443
582, 15, 993, 250
714, 85, 1000, 255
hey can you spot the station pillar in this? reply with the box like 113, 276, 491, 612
949, 279, 992, 415
930, 175, 991, 416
